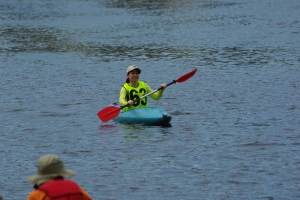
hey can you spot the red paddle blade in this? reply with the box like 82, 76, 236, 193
175, 68, 197, 83
97, 106, 122, 122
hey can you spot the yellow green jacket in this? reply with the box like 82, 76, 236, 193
119, 81, 164, 111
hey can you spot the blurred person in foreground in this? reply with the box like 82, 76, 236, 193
27, 154, 92, 200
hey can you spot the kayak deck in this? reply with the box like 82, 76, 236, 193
113, 106, 172, 126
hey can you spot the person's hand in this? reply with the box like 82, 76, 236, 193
160, 83, 167, 90
127, 100, 134, 105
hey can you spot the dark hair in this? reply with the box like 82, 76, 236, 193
126, 77, 130, 83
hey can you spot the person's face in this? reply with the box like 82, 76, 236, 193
127, 70, 140, 81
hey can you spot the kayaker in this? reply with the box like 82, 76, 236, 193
27, 154, 93, 200
119, 65, 167, 111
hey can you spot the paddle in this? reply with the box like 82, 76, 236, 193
98, 68, 197, 122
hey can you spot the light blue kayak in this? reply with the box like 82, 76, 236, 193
113, 107, 172, 126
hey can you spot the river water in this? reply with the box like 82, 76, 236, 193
1, 0, 300, 199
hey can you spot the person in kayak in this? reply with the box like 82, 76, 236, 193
119, 65, 167, 111
27, 154, 92, 200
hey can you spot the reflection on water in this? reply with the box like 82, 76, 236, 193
1, 27, 72, 52
98, 124, 118, 131
2, 0, 298, 67
1, 25, 295, 67
104, 0, 237, 10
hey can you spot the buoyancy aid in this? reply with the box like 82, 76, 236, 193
38, 179, 84, 200
123, 81, 149, 111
